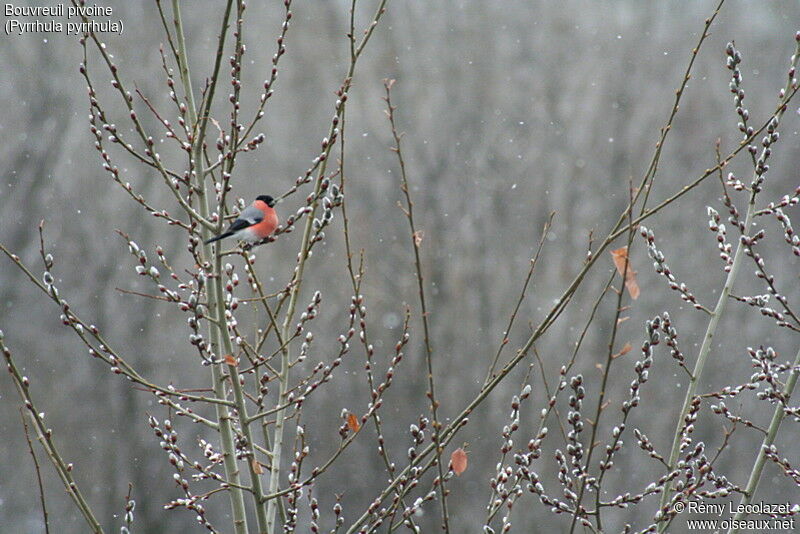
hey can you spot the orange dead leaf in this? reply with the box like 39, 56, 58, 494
413, 230, 424, 246
224, 354, 238, 366
209, 117, 224, 140
252, 458, 264, 475
612, 342, 633, 359
625, 278, 640, 300
346, 412, 360, 433
610, 246, 628, 274
449, 447, 468, 476
610, 246, 640, 300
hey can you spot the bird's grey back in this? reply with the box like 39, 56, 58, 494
239, 204, 264, 224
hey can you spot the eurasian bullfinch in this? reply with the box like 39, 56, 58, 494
204, 195, 279, 244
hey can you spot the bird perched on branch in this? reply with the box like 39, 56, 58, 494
204, 195, 279, 244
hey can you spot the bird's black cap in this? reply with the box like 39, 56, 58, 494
256, 195, 276, 207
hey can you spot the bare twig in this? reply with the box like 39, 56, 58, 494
20, 409, 50, 534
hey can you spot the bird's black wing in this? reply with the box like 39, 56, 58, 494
226, 205, 265, 232
226, 218, 253, 233
205, 206, 265, 244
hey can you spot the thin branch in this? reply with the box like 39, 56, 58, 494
658, 35, 800, 523
20, 409, 50, 534
1, 335, 103, 533
384, 78, 450, 534
484, 212, 554, 386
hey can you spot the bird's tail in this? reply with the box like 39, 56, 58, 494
204, 231, 233, 244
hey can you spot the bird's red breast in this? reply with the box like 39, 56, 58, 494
251, 199, 279, 239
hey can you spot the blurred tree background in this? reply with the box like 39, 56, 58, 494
1, 1, 799, 532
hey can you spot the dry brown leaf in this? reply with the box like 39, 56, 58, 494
224, 354, 238, 367
610, 246, 640, 300
209, 117, 224, 140
449, 447, 468, 476
347, 412, 361, 433
612, 342, 633, 359
625, 278, 640, 300
617, 316, 630, 325
413, 230, 424, 247
252, 459, 264, 475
